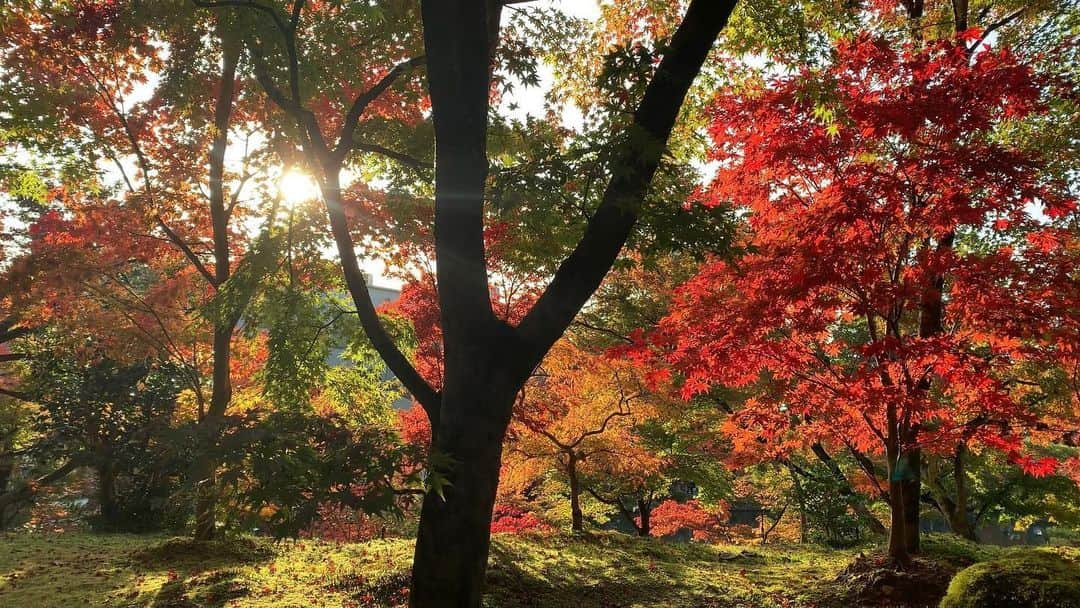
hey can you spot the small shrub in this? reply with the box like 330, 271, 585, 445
940, 549, 1080, 608
489, 504, 552, 534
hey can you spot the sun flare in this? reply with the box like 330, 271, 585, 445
278, 169, 319, 207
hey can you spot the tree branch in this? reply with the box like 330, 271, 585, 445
969, 7, 1026, 52
155, 217, 218, 287
353, 141, 433, 171
334, 55, 426, 162
515, 0, 738, 381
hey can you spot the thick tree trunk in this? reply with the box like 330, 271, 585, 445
409, 366, 517, 608
567, 454, 584, 532
97, 460, 119, 527
408, 1, 737, 605
885, 401, 911, 565
0, 454, 12, 496
887, 469, 910, 565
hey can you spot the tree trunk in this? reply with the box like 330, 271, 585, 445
637, 499, 651, 537
192, 39, 239, 542
409, 369, 516, 608
788, 466, 809, 542
885, 401, 911, 566
193, 325, 233, 541
97, 460, 119, 528
567, 454, 584, 532
887, 468, 910, 565
0, 454, 12, 496
947, 445, 977, 540
901, 447, 921, 554
410, 1, 737, 604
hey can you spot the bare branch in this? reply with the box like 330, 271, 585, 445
353, 141, 433, 171
155, 217, 218, 287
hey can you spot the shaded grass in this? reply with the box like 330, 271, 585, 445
0, 530, 1066, 607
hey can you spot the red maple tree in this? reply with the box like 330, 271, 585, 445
636, 34, 1078, 563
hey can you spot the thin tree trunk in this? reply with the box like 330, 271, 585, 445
567, 454, 584, 532
788, 465, 809, 542
192, 39, 239, 542
947, 445, 977, 540
637, 499, 651, 537
193, 325, 234, 541
901, 446, 921, 554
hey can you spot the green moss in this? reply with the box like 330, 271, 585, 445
921, 533, 1007, 567
0, 530, 1050, 608
940, 548, 1080, 608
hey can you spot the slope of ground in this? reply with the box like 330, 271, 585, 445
0, 531, 1071, 608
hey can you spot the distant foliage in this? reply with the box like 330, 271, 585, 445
648, 499, 730, 541
489, 504, 553, 535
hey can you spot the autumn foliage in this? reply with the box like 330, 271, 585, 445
629, 32, 1078, 561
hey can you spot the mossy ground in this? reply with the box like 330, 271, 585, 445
0, 531, 1071, 608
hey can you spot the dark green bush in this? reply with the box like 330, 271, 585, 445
940, 549, 1080, 608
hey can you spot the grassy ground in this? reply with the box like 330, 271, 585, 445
0, 530, 1069, 608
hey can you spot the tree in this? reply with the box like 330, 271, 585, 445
22, 352, 184, 529
508, 340, 645, 532
187, 2, 739, 600
641, 33, 1077, 565
0, 1, 337, 538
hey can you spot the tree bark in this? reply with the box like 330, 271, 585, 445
567, 453, 584, 532
193, 324, 234, 541
192, 38, 239, 542
410, 367, 517, 608
928, 446, 977, 541
886, 401, 911, 566
97, 460, 119, 528
637, 498, 652, 537
901, 447, 921, 554
949, 444, 975, 540
407, 1, 737, 605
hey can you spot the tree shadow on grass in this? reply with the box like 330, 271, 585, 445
149, 569, 251, 608
128, 537, 274, 608
484, 534, 740, 608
